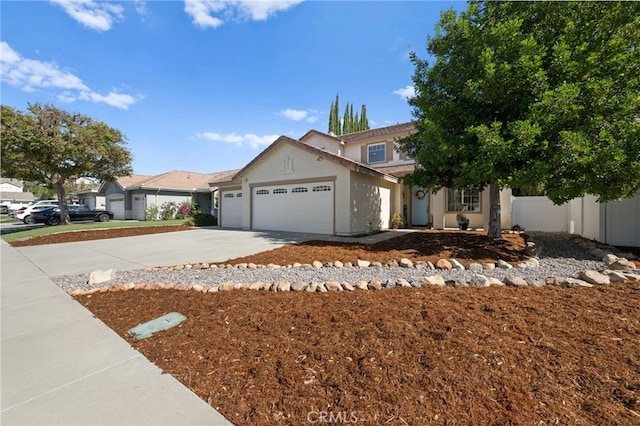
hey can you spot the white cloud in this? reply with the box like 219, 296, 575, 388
135, 0, 148, 17
279, 108, 318, 123
184, 0, 303, 29
1, 42, 141, 110
50, 0, 124, 32
197, 131, 279, 149
393, 85, 416, 100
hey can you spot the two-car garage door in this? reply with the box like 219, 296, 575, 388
252, 182, 334, 234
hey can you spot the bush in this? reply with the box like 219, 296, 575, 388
184, 212, 217, 227
160, 202, 177, 220
176, 201, 191, 219
390, 212, 406, 229
145, 204, 159, 221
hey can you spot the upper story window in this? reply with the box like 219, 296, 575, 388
447, 188, 481, 212
367, 143, 386, 164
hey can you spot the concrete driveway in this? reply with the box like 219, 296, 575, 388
1, 227, 315, 425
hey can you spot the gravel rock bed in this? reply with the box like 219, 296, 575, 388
52, 233, 619, 293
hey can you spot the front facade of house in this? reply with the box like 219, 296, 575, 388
213, 123, 512, 236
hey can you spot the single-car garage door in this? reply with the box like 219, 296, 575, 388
108, 196, 125, 219
252, 182, 333, 234
220, 190, 243, 228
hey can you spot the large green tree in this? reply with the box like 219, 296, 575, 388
399, 1, 640, 238
1, 103, 133, 224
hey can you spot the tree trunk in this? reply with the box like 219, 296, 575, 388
54, 181, 70, 225
487, 183, 501, 238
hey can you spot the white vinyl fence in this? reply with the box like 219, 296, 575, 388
511, 196, 569, 232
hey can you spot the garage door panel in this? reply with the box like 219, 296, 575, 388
252, 182, 333, 234
220, 191, 242, 228
107, 196, 125, 220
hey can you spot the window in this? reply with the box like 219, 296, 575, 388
256, 189, 269, 195
292, 187, 308, 193
447, 188, 480, 212
367, 143, 386, 163
224, 193, 234, 198
236, 193, 242, 198
273, 188, 287, 194
312, 185, 331, 192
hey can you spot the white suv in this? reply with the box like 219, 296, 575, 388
14, 200, 60, 224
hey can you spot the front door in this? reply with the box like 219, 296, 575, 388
411, 186, 430, 226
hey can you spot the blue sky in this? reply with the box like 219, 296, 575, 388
1, 1, 464, 175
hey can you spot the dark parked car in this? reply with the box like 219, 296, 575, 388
32, 205, 114, 225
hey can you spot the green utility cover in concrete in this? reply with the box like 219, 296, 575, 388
128, 312, 187, 340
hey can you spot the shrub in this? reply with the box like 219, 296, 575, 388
176, 201, 191, 219
390, 212, 406, 229
160, 201, 177, 220
184, 212, 217, 227
145, 204, 160, 221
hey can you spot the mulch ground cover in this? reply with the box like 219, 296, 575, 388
70, 230, 640, 425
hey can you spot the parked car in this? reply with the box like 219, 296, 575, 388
13, 200, 60, 223
32, 205, 114, 225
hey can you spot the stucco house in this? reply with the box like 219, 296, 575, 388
101, 170, 238, 220
212, 122, 512, 236
0, 178, 35, 207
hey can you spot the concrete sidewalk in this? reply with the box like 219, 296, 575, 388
1, 227, 406, 425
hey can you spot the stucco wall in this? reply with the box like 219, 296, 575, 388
348, 172, 395, 235
301, 134, 342, 155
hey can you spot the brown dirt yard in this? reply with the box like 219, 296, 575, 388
64, 228, 640, 425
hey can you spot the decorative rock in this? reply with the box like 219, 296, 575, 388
218, 281, 235, 291
317, 282, 328, 292
249, 282, 264, 290
449, 279, 468, 287
468, 274, 490, 287
566, 278, 594, 288
449, 259, 465, 270
496, 260, 513, 269
415, 261, 428, 270
483, 263, 496, 270
312, 261, 323, 269
504, 276, 528, 287
609, 258, 636, 271
622, 273, 640, 282
293, 263, 302, 268
207, 286, 219, 293
342, 282, 355, 291
355, 281, 369, 290
527, 278, 546, 288
368, 280, 383, 290
192, 284, 205, 293
398, 278, 412, 287
276, 281, 291, 292
291, 281, 308, 291
334, 261, 344, 268
436, 259, 452, 270
236, 263, 247, 269
467, 263, 483, 272
371, 261, 383, 267
344, 262, 353, 268
357, 259, 371, 268
306, 282, 319, 292
88, 269, 115, 286
399, 258, 414, 268
325, 281, 343, 291
385, 279, 396, 289
488, 277, 504, 286
386, 259, 399, 268
426, 261, 435, 270
578, 270, 610, 285
422, 276, 446, 286
605, 271, 628, 283
524, 257, 540, 268
234, 283, 249, 290
603, 254, 618, 265
248, 263, 257, 269
324, 262, 334, 268
410, 280, 423, 288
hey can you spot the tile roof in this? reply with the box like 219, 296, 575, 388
339, 122, 416, 143
373, 164, 416, 178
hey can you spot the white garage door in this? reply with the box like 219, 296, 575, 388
108, 196, 125, 219
252, 182, 333, 234
220, 190, 243, 228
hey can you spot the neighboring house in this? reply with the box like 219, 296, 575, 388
74, 187, 106, 210
0, 178, 24, 192
100, 170, 238, 220
212, 122, 512, 236
0, 178, 35, 207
